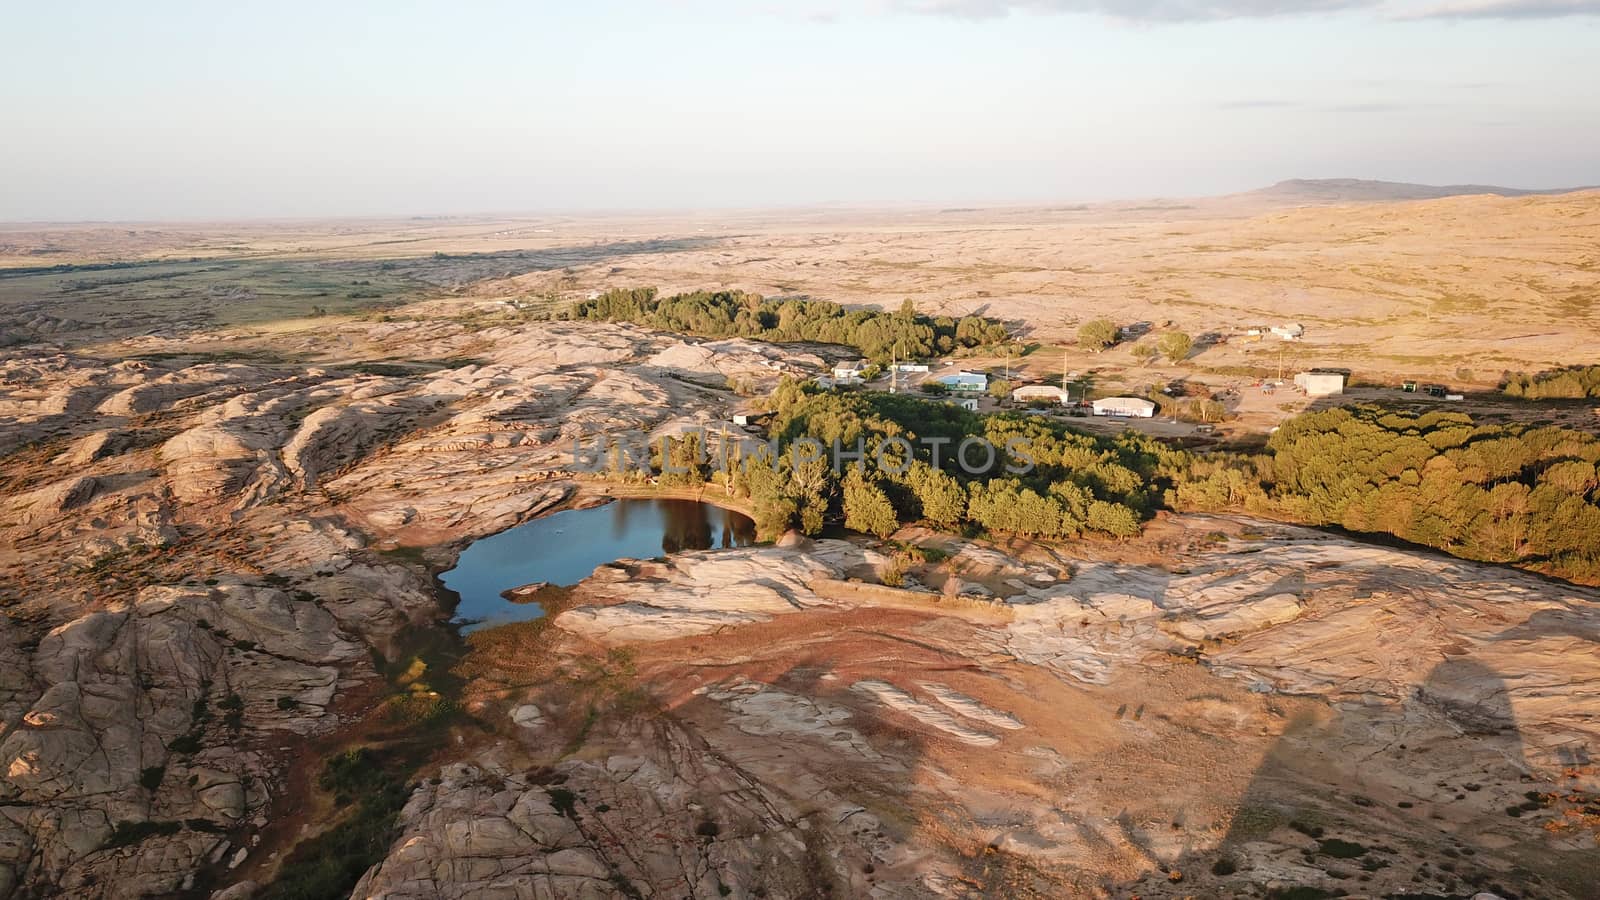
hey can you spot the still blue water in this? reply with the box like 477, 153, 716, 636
440, 499, 756, 631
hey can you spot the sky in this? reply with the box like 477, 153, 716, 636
3, 0, 1598, 220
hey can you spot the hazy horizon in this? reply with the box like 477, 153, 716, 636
6, 0, 1598, 221
4, 179, 1600, 227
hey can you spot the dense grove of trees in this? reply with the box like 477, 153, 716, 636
1169, 406, 1600, 583
567, 289, 1009, 362
1503, 365, 1600, 400
611, 367, 1600, 585
632, 379, 1176, 541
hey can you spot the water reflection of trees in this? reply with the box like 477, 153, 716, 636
659, 500, 714, 554
657, 500, 757, 554
610, 496, 640, 542
719, 506, 757, 548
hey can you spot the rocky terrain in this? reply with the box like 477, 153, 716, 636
0, 218, 1595, 898
358, 518, 1600, 899
0, 318, 816, 897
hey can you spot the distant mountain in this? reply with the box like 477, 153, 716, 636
1243, 178, 1596, 205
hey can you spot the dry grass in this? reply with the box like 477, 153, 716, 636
6, 192, 1597, 385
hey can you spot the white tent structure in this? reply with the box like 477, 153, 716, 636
1091, 397, 1156, 418
1012, 384, 1069, 405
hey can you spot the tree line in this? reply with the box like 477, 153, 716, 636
620, 379, 1177, 541
566, 288, 1010, 362
606, 373, 1600, 586
1168, 405, 1600, 584
1502, 365, 1600, 400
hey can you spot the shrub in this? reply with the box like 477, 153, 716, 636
1157, 330, 1193, 364
1078, 319, 1118, 352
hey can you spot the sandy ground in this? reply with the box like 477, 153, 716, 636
5, 189, 1598, 385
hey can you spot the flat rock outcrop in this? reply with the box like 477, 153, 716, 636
380, 516, 1599, 899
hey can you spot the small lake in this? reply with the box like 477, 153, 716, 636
440, 498, 757, 631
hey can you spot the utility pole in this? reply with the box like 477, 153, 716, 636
890, 348, 898, 394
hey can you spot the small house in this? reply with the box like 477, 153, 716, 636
1091, 397, 1156, 418
1271, 323, 1305, 341
832, 360, 868, 385
1011, 384, 1069, 405
893, 363, 930, 374
956, 398, 980, 412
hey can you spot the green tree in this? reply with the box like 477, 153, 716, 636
753, 494, 798, 539
1078, 319, 1118, 353
842, 468, 899, 538
790, 455, 832, 535
656, 432, 709, 487
1130, 343, 1159, 366
988, 378, 1013, 400
1087, 501, 1141, 538
1157, 331, 1193, 365
906, 462, 966, 529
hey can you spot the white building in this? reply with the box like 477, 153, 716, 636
1091, 396, 1157, 418
893, 363, 930, 374
956, 398, 980, 411
832, 360, 868, 385
1293, 370, 1346, 397
1012, 384, 1069, 405
1271, 323, 1305, 341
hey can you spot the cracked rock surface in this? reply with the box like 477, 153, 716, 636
0, 320, 812, 898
